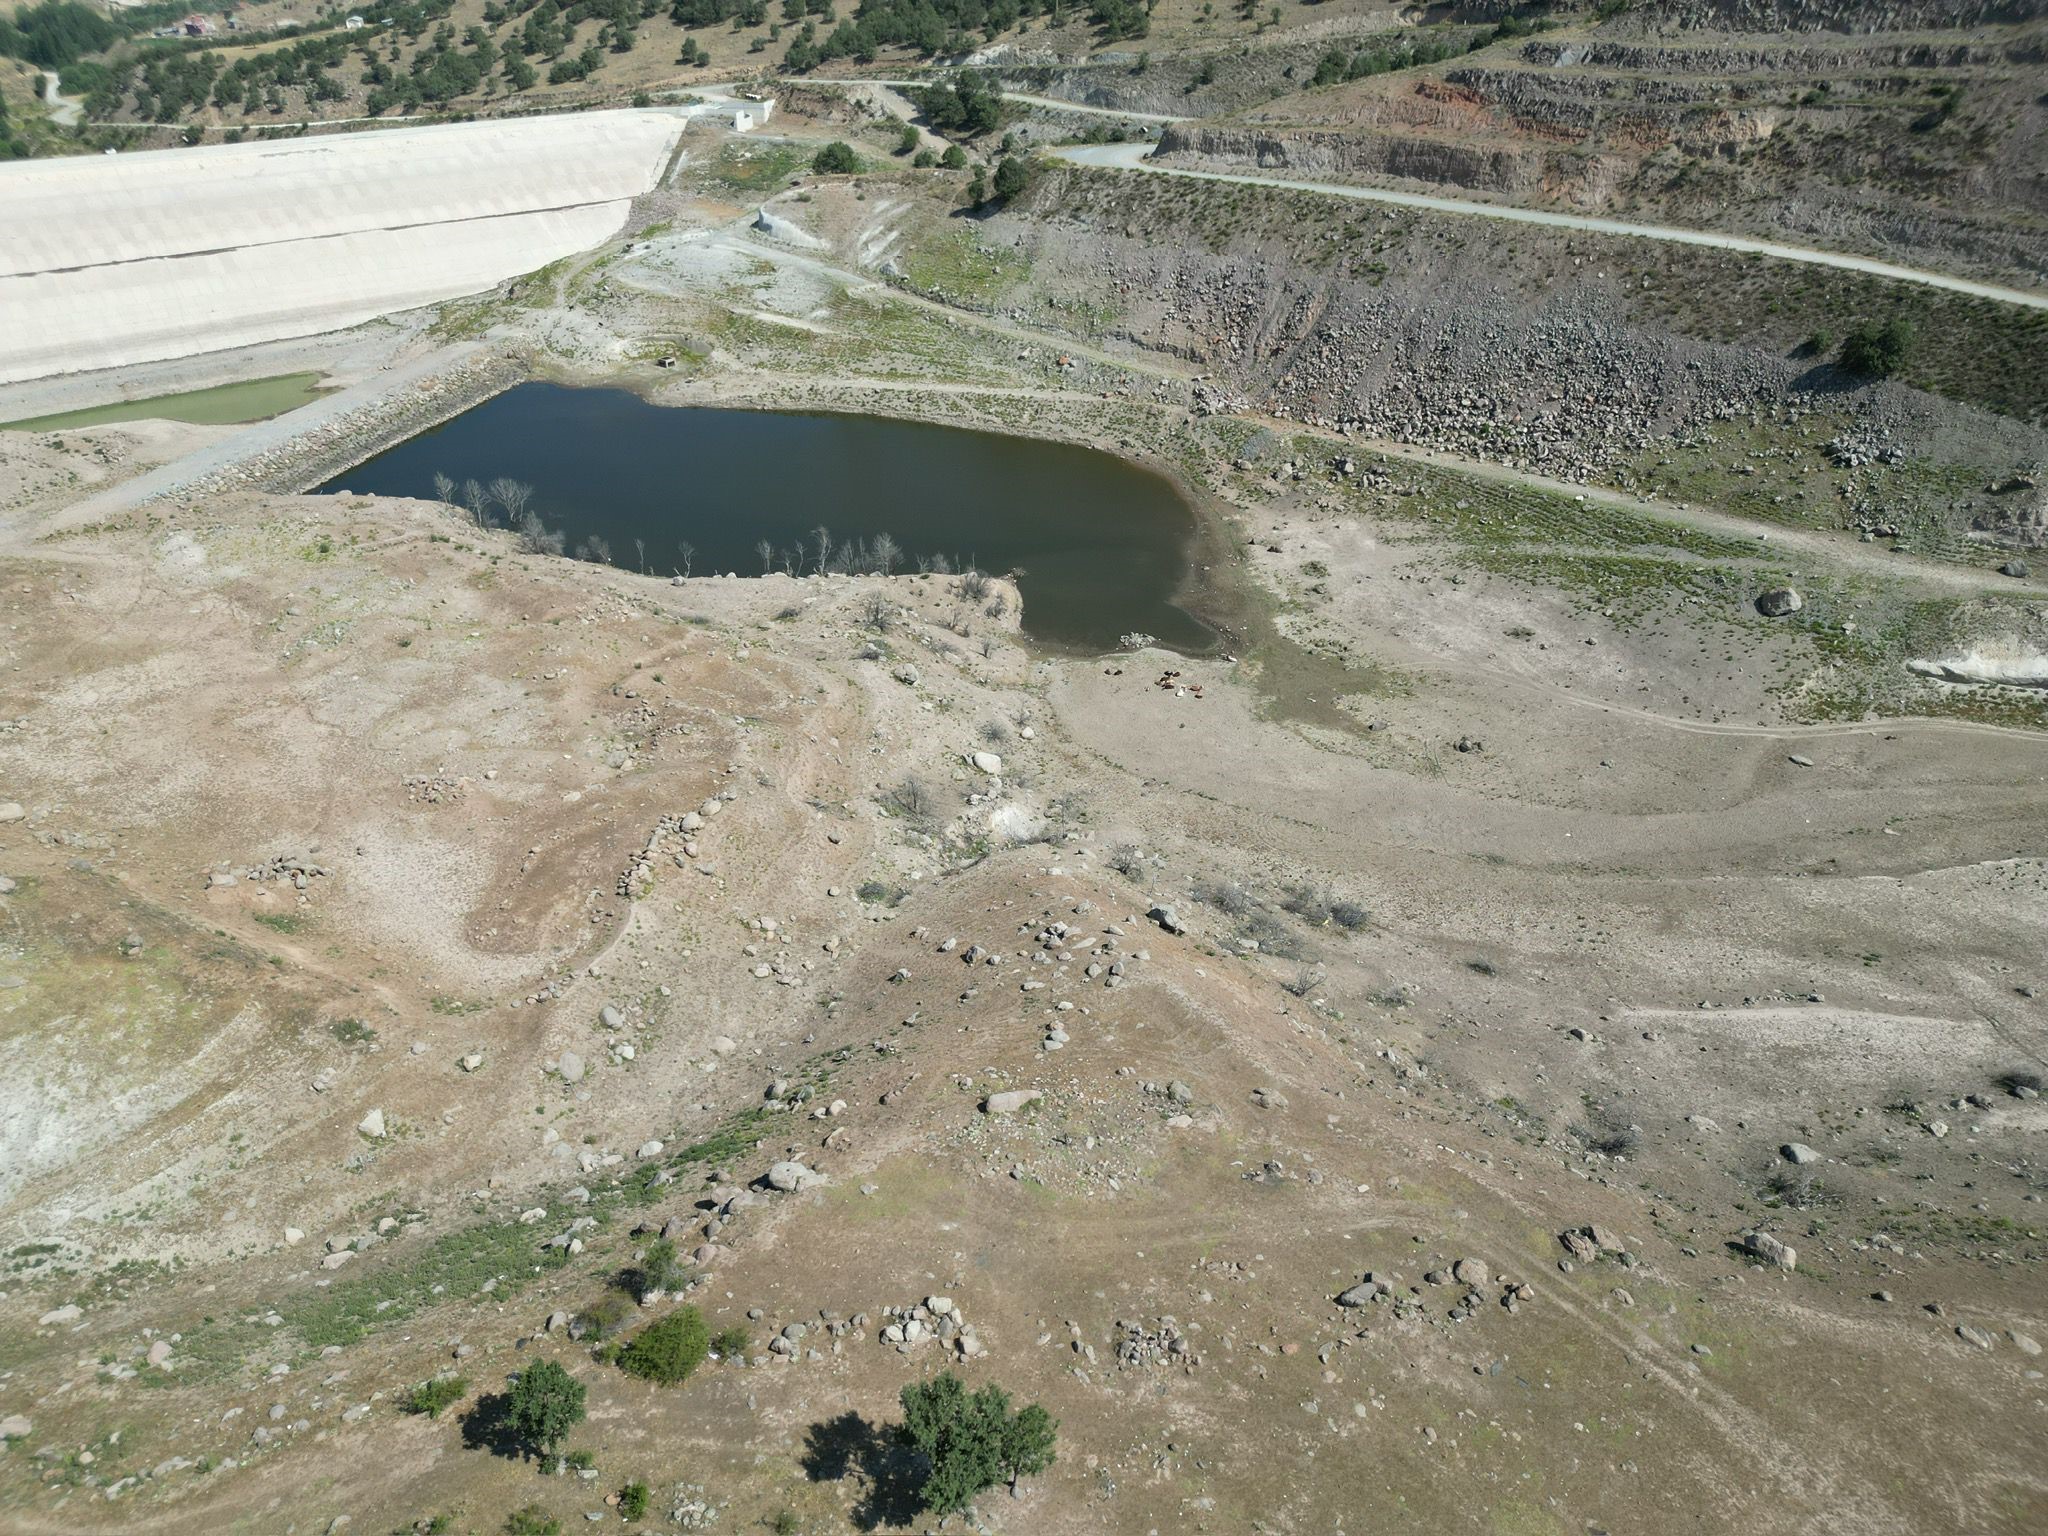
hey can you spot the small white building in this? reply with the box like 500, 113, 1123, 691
344, 13, 365, 28
730, 96, 775, 133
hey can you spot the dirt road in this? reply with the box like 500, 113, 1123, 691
1050, 141, 2048, 311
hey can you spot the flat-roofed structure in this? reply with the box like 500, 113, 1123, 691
0, 111, 684, 385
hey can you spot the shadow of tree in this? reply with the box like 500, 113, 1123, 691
799, 1410, 926, 1531
459, 1390, 524, 1461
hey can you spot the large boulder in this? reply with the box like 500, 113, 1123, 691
1742, 1230, 1797, 1270
984, 1089, 1043, 1115
1755, 588, 1804, 618
766, 1160, 821, 1192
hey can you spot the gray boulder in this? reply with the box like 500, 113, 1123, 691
1755, 588, 1804, 618
1741, 1231, 1797, 1270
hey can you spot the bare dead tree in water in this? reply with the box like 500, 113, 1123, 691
459, 479, 487, 525
811, 525, 833, 576
676, 541, 695, 579
634, 537, 647, 572
488, 478, 533, 526
871, 531, 901, 576
432, 472, 456, 508
516, 512, 565, 556
755, 538, 774, 574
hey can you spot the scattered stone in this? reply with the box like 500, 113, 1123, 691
559, 1050, 586, 1085
0, 1416, 30, 1441
1781, 1142, 1819, 1165
357, 1108, 386, 1139
985, 1089, 1043, 1115
1336, 1280, 1385, 1308
1148, 903, 1186, 935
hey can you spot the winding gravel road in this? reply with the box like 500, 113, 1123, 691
1049, 141, 2048, 311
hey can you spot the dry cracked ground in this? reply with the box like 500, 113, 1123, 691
3, 57, 2048, 1536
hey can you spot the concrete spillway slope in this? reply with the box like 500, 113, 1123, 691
0, 111, 685, 386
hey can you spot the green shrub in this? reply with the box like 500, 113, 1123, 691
811, 140, 859, 174
504, 1506, 560, 1536
1840, 318, 1913, 378
617, 1307, 709, 1385
710, 1323, 751, 1360
403, 1375, 468, 1418
940, 143, 967, 170
576, 1288, 638, 1342
619, 1480, 651, 1520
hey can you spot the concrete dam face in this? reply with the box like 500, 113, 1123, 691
0, 110, 684, 385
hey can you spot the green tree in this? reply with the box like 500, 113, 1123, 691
991, 153, 1032, 203
616, 1307, 710, 1385
896, 121, 920, 154
1839, 317, 1913, 378
999, 1401, 1058, 1492
939, 143, 967, 169
898, 1373, 1058, 1516
811, 139, 860, 173
507, 1359, 586, 1457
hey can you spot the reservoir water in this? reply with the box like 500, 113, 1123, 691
318, 383, 1214, 653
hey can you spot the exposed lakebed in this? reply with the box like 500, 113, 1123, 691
319, 383, 1214, 653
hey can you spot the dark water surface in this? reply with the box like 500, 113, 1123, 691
318, 383, 1214, 653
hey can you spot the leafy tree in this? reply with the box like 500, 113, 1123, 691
896, 120, 920, 154
991, 153, 1032, 203
915, 69, 1000, 136
1839, 317, 1913, 378
616, 1307, 710, 1385
940, 143, 966, 169
507, 1359, 586, 1457
811, 139, 860, 173
999, 1401, 1058, 1492
898, 1373, 1058, 1516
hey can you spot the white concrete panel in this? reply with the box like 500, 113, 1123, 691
0, 111, 683, 383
